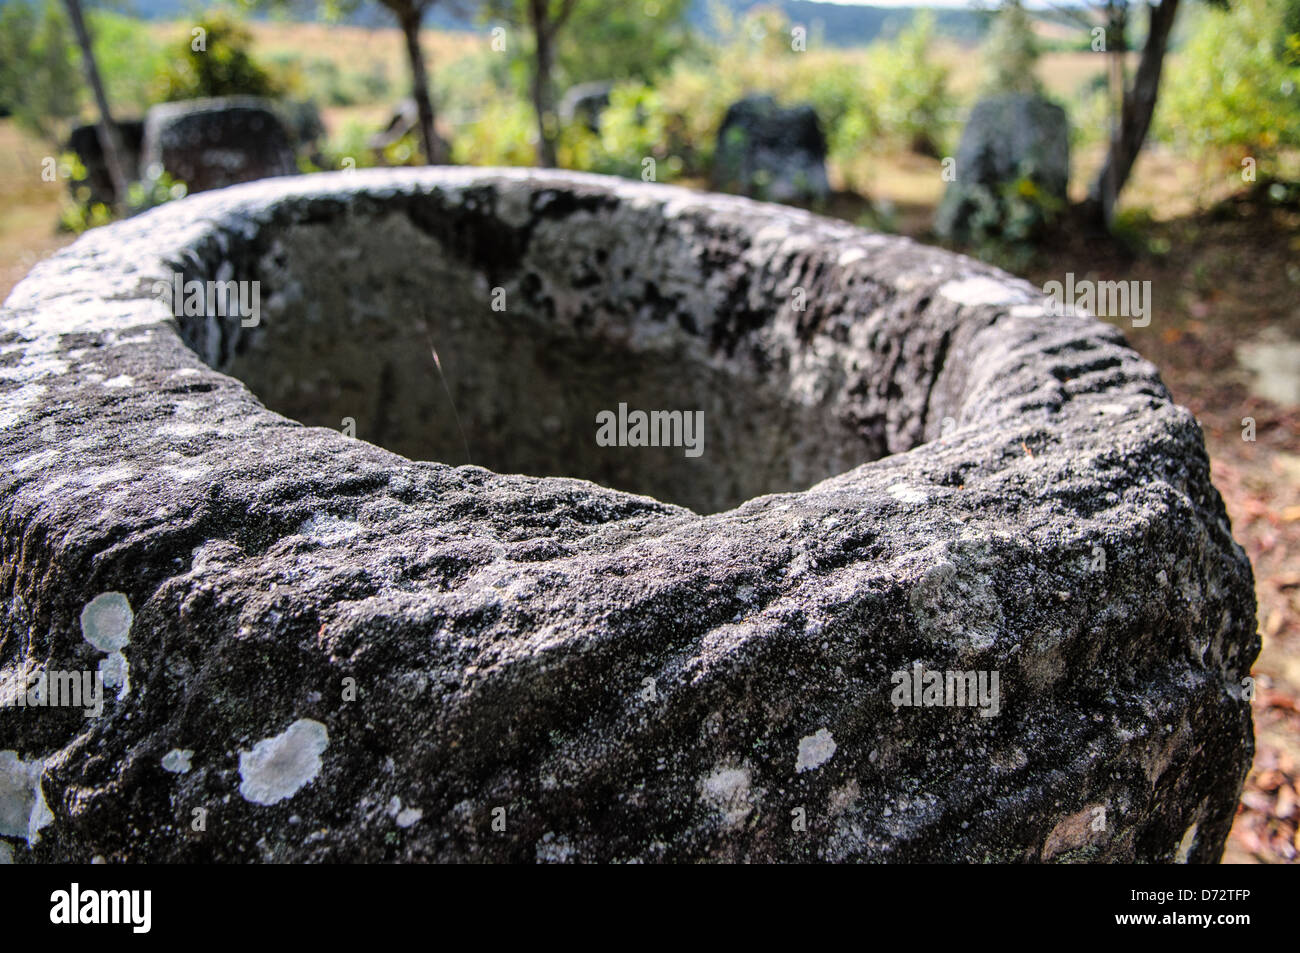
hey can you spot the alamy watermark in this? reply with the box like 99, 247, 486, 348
596, 403, 704, 458
890, 662, 1000, 717
1042, 272, 1151, 328
152, 272, 260, 327
2, 669, 104, 718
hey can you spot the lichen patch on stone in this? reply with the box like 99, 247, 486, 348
238, 719, 329, 806
99, 652, 130, 701
80, 592, 133, 652
162, 749, 194, 774
938, 276, 1027, 307
701, 765, 753, 830
887, 483, 929, 504
796, 728, 837, 773
0, 751, 52, 846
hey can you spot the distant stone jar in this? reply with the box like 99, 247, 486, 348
935, 94, 1070, 244
66, 119, 145, 207
0, 169, 1256, 862
141, 96, 297, 194
713, 95, 830, 204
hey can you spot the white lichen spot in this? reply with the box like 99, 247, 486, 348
102, 375, 134, 388
1009, 303, 1048, 318
938, 276, 1028, 307
1174, 823, 1198, 863
1093, 403, 1131, 417
887, 483, 928, 504
0, 751, 52, 845
536, 832, 576, 863
161, 749, 193, 774
796, 728, 837, 773
80, 592, 132, 652
238, 719, 328, 806
700, 765, 752, 829
99, 652, 130, 700
27, 783, 52, 845
396, 806, 423, 828
299, 513, 361, 544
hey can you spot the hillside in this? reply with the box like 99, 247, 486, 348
114, 0, 990, 45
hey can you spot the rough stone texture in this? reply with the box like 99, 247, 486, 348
140, 96, 297, 194
935, 94, 1071, 243
0, 168, 1257, 863
713, 95, 830, 204
66, 119, 145, 207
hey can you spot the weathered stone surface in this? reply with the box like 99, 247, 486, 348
935, 94, 1070, 243
140, 96, 297, 194
713, 94, 830, 204
0, 168, 1256, 863
66, 119, 145, 207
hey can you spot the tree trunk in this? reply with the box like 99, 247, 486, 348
63, 0, 130, 211
399, 9, 442, 165
528, 0, 558, 168
1085, 0, 1180, 229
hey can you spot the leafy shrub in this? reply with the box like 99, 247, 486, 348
0, 0, 80, 143
558, 83, 684, 181
87, 9, 169, 114
59, 150, 186, 233
1157, 0, 1300, 182
980, 1, 1043, 97
451, 98, 538, 167
151, 12, 282, 102
865, 11, 955, 158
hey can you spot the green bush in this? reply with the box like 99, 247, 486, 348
151, 12, 282, 102
59, 150, 187, 233
866, 11, 955, 158
559, 83, 678, 180
1157, 0, 1300, 182
0, 0, 80, 143
88, 10, 169, 114
980, 1, 1043, 98
267, 52, 392, 107
452, 98, 538, 167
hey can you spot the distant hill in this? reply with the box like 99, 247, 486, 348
112, 0, 991, 47
689, 1, 991, 46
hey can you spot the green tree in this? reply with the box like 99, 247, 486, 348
253, 0, 449, 164
482, 1, 691, 168
483, 0, 578, 168
981, 1, 1043, 97
554, 0, 693, 86
152, 11, 280, 101
1050, 1, 1228, 229
63, 0, 130, 210
1158, 0, 1300, 180
0, 0, 82, 144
